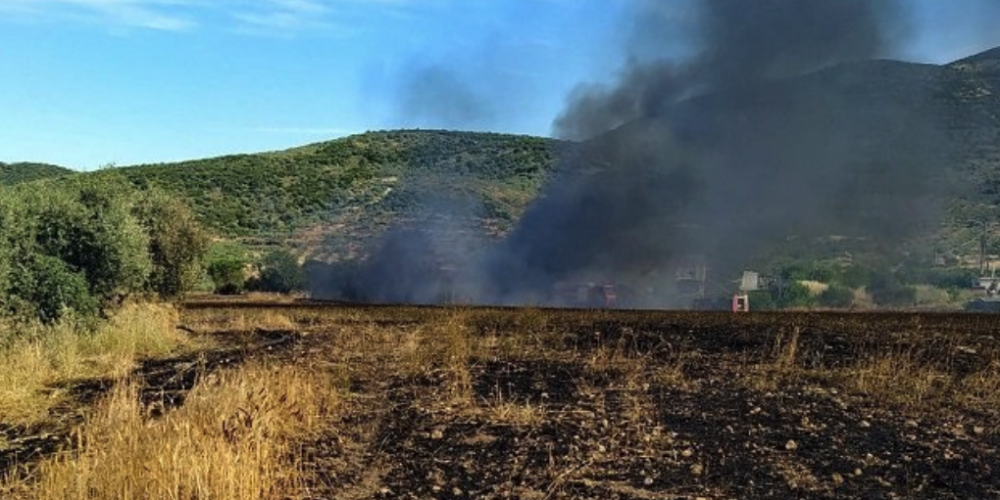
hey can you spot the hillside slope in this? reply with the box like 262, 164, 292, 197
117, 130, 563, 258
6, 47, 999, 272
541, 47, 1000, 273
0, 162, 74, 186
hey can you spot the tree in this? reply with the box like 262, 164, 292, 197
254, 249, 305, 294
29, 175, 151, 304
206, 242, 250, 295
819, 284, 854, 308
1, 173, 204, 322
135, 189, 210, 298
0, 195, 18, 311
11, 255, 97, 323
777, 281, 815, 310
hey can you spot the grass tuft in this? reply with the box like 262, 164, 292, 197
4, 363, 338, 500
0, 303, 188, 427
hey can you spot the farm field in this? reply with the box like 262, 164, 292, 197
3, 301, 1000, 499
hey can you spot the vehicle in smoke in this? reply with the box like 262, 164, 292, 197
550, 281, 619, 308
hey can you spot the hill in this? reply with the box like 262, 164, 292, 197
6, 46, 1000, 276
0, 162, 74, 186
116, 130, 564, 259
508, 46, 1000, 280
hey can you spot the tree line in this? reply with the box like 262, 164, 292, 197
0, 173, 209, 322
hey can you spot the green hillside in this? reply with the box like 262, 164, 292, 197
116, 130, 563, 258
583, 47, 1000, 270
0, 162, 74, 186
5, 47, 999, 273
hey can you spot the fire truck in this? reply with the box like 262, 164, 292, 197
551, 282, 618, 308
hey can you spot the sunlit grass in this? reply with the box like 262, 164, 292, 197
3, 363, 339, 500
0, 303, 189, 427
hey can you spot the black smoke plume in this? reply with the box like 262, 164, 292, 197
555, 0, 904, 139
313, 0, 962, 308
486, 0, 951, 306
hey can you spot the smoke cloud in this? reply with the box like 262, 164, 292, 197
485, 0, 951, 306
555, 0, 905, 140
396, 64, 497, 130
315, 0, 964, 308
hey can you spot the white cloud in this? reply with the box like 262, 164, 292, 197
0, 0, 437, 33
0, 0, 197, 30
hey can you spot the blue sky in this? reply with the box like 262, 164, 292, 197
1, 0, 999, 170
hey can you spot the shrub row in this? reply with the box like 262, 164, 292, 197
0, 173, 208, 323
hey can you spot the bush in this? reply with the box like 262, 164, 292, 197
135, 190, 210, 298
836, 265, 871, 289
819, 284, 854, 308
780, 262, 836, 283
0, 201, 13, 311
0, 173, 208, 321
917, 268, 978, 290
206, 242, 250, 295
777, 281, 815, 309
50, 175, 153, 302
747, 290, 777, 311
253, 249, 305, 294
868, 272, 917, 307
12, 255, 97, 323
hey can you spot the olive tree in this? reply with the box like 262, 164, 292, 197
134, 189, 210, 298
254, 249, 305, 293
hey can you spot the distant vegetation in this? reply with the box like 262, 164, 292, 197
117, 131, 562, 244
0, 162, 74, 186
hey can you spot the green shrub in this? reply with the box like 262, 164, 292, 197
28, 175, 152, 303
747, 290, 777, 311
819, 284, 854, 308
914, 268, 977, 290
868, 271, 917, 307
777, 281, 815, 309
0, 173, 208, 321
253, 249, 305, 294
836, 265, 871, 289
135, 190, 210, 298
206, 242, 249, 295
12, 255, 97, 323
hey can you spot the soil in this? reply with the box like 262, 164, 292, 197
6, 304, 1000, 499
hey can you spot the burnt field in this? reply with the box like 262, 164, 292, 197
8, 303, 1000, 499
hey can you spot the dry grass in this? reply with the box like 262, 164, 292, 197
0, 303, 189, 427
584, 330, 644, 377
430, 312, 474, 404
184, 309, 297, 334
733, 324, 1000, 412
740, 327, 804, 392
844, 352, 949, 407
955, 360, 1000, 408
843, 352, 1000, 410
3, 363, 338, 500
484, 394, 546, 428
388, 311, 476, 408
655, 352, 693, 390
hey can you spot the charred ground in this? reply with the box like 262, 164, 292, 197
7, 303, 999, 499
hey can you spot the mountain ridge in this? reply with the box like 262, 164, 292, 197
0, 162, 74, 186
4, 46, 1000, 268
